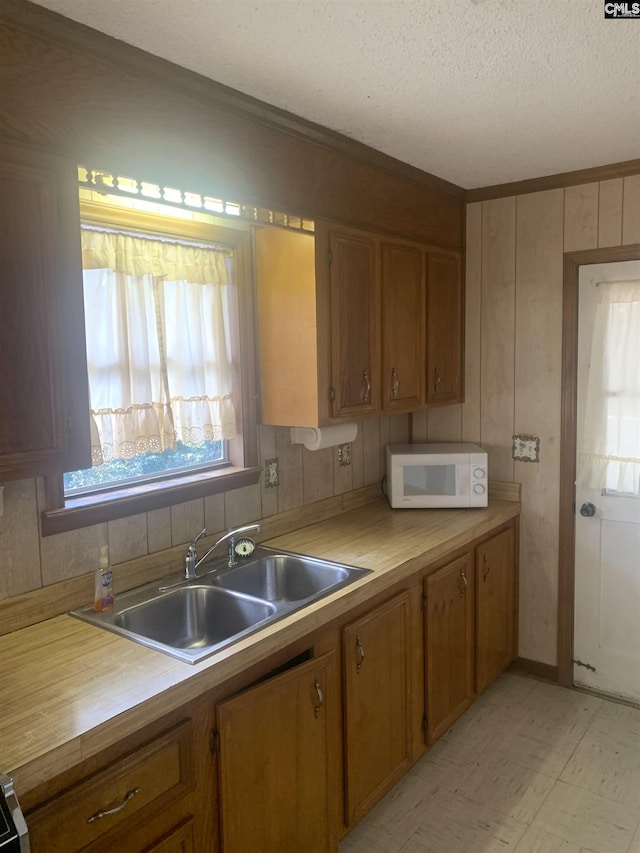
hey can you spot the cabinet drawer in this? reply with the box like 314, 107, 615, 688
28, 720, 193, 853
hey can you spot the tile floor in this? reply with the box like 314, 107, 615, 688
340, 673, 640, 853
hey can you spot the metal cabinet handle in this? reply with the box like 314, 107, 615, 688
313, 676, 324, 718
87, 787, 141, 823
356, 633, 365, 674
483, 554, 490, 582
392, 368, 399, 399
433, 367, 441, 392
459, 568, 468, 598
362, 370, 371, 404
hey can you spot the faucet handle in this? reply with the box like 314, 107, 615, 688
191, 528, 207, 547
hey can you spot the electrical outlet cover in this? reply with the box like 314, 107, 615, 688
512, 434, 540, 463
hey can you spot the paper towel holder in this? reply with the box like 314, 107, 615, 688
290, 423, 358, 451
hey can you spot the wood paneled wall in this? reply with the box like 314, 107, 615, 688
0, 416, 408, 615
457, 175, 640, 666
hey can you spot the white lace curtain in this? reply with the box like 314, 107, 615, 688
81, 227, 237, 465
577, 279, 640, 495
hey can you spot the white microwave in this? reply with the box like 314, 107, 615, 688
386, 443, 488, 508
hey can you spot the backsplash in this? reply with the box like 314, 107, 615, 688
0, 416, 410, 603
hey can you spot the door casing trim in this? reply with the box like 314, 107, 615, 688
558, 243, 640, 686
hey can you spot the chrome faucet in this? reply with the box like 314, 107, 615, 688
184, 522, 262, 579
184, 528, 207, 580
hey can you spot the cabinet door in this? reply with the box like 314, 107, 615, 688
328, 229, 380, 418
217, 651, 335, 853
381, 242, 425, 411
426, 251, 463, 405
424, 553, 475, 744
0, 141, 90, 478
343, 591, 412, 826
476, 527, 516, 692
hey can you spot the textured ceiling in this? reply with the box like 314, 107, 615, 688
31, 0, 640, 189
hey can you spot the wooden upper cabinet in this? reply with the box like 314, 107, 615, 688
255, 227, 322, 427
426, 251, 463, 406
328, 228, 380, 419
0, 141, 90, 479
255, 221, 464, 426
381, 242, 425, 412
476, 526, 517, 693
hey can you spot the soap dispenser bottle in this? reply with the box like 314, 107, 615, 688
93, 545, 114, 612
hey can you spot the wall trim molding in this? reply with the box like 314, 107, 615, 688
509, 657, 559, 684
557, 243, 640, 687
466, 160, 640, 203
3, 0, 464, 202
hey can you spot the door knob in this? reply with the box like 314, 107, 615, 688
579, 502, 596, 518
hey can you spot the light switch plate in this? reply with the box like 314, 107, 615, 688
338, 444, 351, 467
512, 434, 540, 463
264, 457, 280, 487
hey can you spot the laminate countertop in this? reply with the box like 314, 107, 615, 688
0, 496, 519, 794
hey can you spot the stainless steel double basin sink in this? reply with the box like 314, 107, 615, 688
71, 547, 371, 664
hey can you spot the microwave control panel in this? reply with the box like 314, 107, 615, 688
469, 457, 488, 506
469, 454, 487, 505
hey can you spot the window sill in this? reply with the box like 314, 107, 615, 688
41, 465, 261, 536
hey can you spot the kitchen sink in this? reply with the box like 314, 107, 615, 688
70, 546, 371, 664
115, 586, 276, 653
209, 554, 352, 601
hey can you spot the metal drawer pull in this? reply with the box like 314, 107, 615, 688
459, 568, 467, 598
392, 368, 399, 399
87, 787, 141, 823
313, 677, 324, 718
356, 633, 365, 674
434, 367, 441, 392
362, 370, 371, 404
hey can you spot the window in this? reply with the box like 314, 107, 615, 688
65, 225, 236, 497
42, 188, 260, 534
577, 279, 640, 496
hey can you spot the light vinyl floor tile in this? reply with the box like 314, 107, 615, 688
486, 728, 577, 777
559, 736, 640, 807
474, 671, 539, 711
408, 736, 483, 793
514, 825, 596, 853
441, 699, 516, 751
455, 752, 557, 824
530, 779, 638, 853
408, 790, 527, 853
514, 683, 603, 751
340, 676, 640, 853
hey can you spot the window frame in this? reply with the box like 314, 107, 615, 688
41, 201, 260, 536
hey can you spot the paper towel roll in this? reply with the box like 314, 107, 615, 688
290, 423, 358, 451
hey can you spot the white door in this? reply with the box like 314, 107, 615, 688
574, 260, 640, 704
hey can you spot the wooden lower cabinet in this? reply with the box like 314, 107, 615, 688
22, 518, 518, 852
424, 553, 475, 744
342, 591, 413, 827
26, 715, 211, 853
476, 526, 517, 693
216, 651, 337, 853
